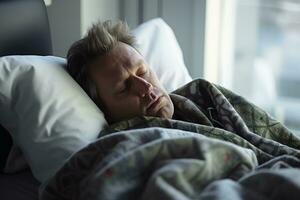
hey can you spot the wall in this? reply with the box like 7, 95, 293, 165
160, 0, 205, 78
47, 0, 81, 57
233, 0, 259, 96
46, 0, 206, 78
46, 0, 120, 57
81, 0, 120, 36
121, 0, 206, 78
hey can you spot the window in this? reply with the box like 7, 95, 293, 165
205, 0, 300, 134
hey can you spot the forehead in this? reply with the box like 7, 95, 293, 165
100, 43, 141, 68
88, 42, 144, 81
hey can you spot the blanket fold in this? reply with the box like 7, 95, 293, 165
40, 79, 300, 200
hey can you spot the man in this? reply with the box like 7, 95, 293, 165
66, 20, 299, 137
41, 20, 300, 200
67, 21, 174, 124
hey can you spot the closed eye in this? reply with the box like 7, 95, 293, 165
138, 70, 148, 77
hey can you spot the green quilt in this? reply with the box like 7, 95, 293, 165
40, 79, 300, 200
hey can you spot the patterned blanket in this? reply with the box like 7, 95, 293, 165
40, 79, 300, 200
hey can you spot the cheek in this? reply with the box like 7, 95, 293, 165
113, 96, 142, 110
162, 96, 174, 113
97, 91, 111, 108
151, 75, 161, 86
149, 76, 167, 94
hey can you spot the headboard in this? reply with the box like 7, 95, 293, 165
0, 0, 52, 56
0, 0, 52, 170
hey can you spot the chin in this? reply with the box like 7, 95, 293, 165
158, 97, 174, 118
157, 107, 173, 119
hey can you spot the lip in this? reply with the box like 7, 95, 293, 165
146, 96, 162, 112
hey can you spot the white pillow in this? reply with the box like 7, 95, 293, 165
0, 56, 107, 183
0, 18, 191, 183
132, 18, 192, 92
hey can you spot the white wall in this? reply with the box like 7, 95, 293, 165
47, 0, 120, 57
119, 0, 140, 29
46, 0, 206, 78
121, 0, 206, 78
47, 0, 81, 57
160, 0, 205, 78
81, 0, 120, 36
233, 0, 259, 96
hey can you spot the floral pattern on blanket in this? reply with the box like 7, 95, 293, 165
40, 79, 300, 200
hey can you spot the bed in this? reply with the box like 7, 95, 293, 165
0, 0, 192, 199
1, 0, 300, 200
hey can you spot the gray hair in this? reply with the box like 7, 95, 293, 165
66, 20, 136, 109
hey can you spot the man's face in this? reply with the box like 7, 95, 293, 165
88, 42, 174, 123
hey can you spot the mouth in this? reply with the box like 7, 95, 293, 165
146, 96, 162, 113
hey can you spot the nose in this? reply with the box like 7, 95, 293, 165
131, 76, 154, 97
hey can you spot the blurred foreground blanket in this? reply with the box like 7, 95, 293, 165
40, 79, 300, 200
